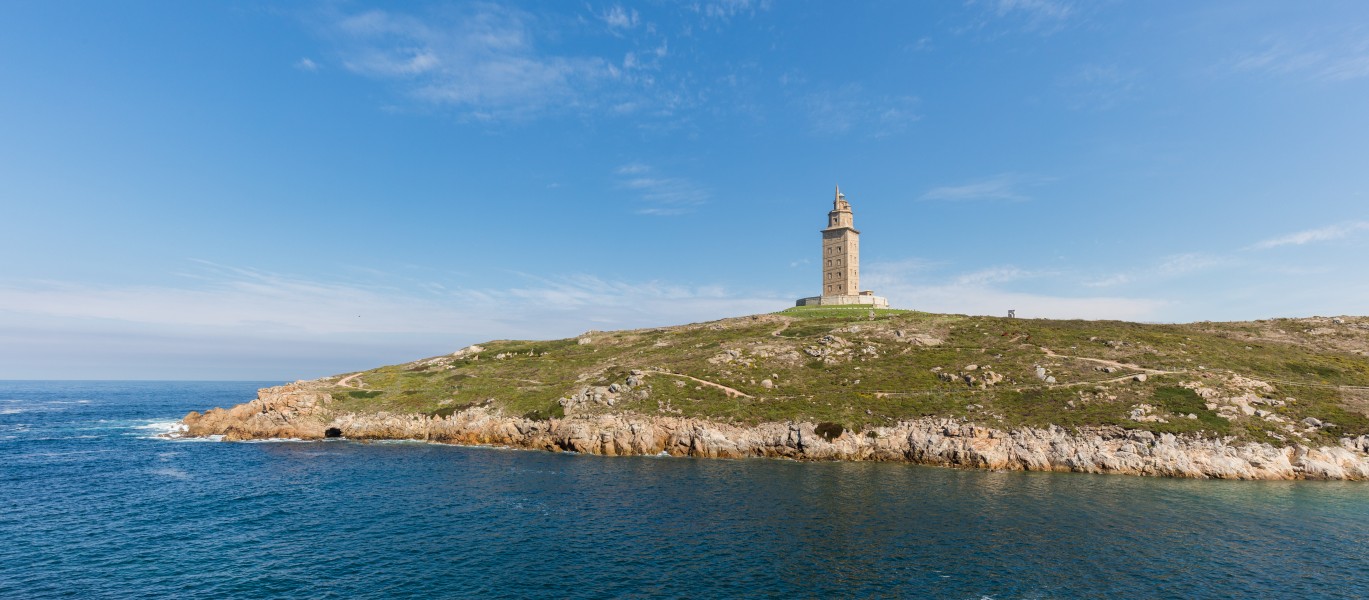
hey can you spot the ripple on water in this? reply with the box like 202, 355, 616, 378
2, 381, 1369, 599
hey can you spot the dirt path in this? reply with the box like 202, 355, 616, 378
1200, 369, 1369, 392
336, 373, 365, 388
770, 317, 793, 337
645, 370, 754, 399
1039, 347, 1175, 375
489, 376, 547, 386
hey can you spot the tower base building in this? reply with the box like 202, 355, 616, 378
794, 293, 889, 308
795, 186, 889, 308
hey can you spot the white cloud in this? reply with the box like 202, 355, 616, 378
309, 4, 772, 123
634, 207, 693, 216
954, 267, 1045, 286
802, 84, 919, 136
1059, 63, 1139, 111
1154, 253, 1228, 276
601, 5, 639, 30
902, 285, 1165, 321
919, 173, 1047, 202
327, 6, 614, 119
994, 0, 1073, 21
1233, 36, 1369, 82
1233, 41, 1322, 76
1321, 53, 1369, 82
1082, 253, 1227, 289
0, 265, 776, 337
869, 258, 941, 276
862, 260, 1166, 321
0, 265, 786, 379
615, 162, 650, 175
695, 0, 767, 22
614, 164, 710, 215
1250, 221, 1369, 249
294, 57, 320, 71
863, 244, 1369, 323
1082, 273, 1131, 288
954, 0, 1078, 37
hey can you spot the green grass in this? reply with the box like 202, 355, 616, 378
1150, 386, 1230, 435
776, 306, 912, 319
309, 311, 1369, 446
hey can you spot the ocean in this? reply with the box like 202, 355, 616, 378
2, 380, 1367, 599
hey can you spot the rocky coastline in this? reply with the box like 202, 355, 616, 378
180, 381, 1369, 481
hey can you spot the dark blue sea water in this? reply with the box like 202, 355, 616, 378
3, 381, 1368, 599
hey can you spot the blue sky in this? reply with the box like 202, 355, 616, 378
2, 1, 1368, 379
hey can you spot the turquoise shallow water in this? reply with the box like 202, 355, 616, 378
2, 381, 1368, 599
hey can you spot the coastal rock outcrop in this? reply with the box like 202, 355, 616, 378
180, 382, 1369, 480
183, 382, 331, 440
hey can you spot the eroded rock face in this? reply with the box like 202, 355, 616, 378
183, 382, 332, 441
181, 383, 1369, 480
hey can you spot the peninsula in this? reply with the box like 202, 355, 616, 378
184, 308, 1369, 480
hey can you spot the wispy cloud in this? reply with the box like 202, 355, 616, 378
954, 267, 1047, 286
600, 5, 639, 31
1155, 253, 1228, 276
313, 4, 763, 122
325, 6, 616, 120
1083, 253, 1229, 288
614, 163, 710, 216
954, 0, 1079, 37
865, 244, 1367, 323
1249, 221, 1369, 250
1082, 273, 1130, 288
693, 0, 768, 22
919, 173, 1048, 202
0, 263, 778, 336
294, 57, 320, 72
1233, 41, 1321, 76
1059, 63, 1139, 111
862, 259, 1166, 321
993, 0, 1073, 22
869, 258, 942, 277
1233, 36, 1369, 82
802, 84, 919, 136
0, 264, 786, 378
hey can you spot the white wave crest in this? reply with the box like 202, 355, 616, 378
168, 434, 225, 443
148, 467, 191, 480
136, 420, 189, 440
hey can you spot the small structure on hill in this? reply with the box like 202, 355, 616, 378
795, 186, 890, 308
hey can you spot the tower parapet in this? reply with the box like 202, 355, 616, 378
796, 186, 889, 308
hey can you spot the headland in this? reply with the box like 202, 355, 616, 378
182, 308, 1369, 480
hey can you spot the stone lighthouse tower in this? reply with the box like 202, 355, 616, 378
796, 186, 889, 308
823, 185, 860, 296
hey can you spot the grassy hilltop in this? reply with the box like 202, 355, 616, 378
317, 307, 1369, 447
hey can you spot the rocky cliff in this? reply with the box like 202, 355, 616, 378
182, 381, 1369, 480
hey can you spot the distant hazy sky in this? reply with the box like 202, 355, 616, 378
2, 1, 1367, 379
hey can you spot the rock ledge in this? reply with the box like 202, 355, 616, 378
181, 383, 1369, 480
